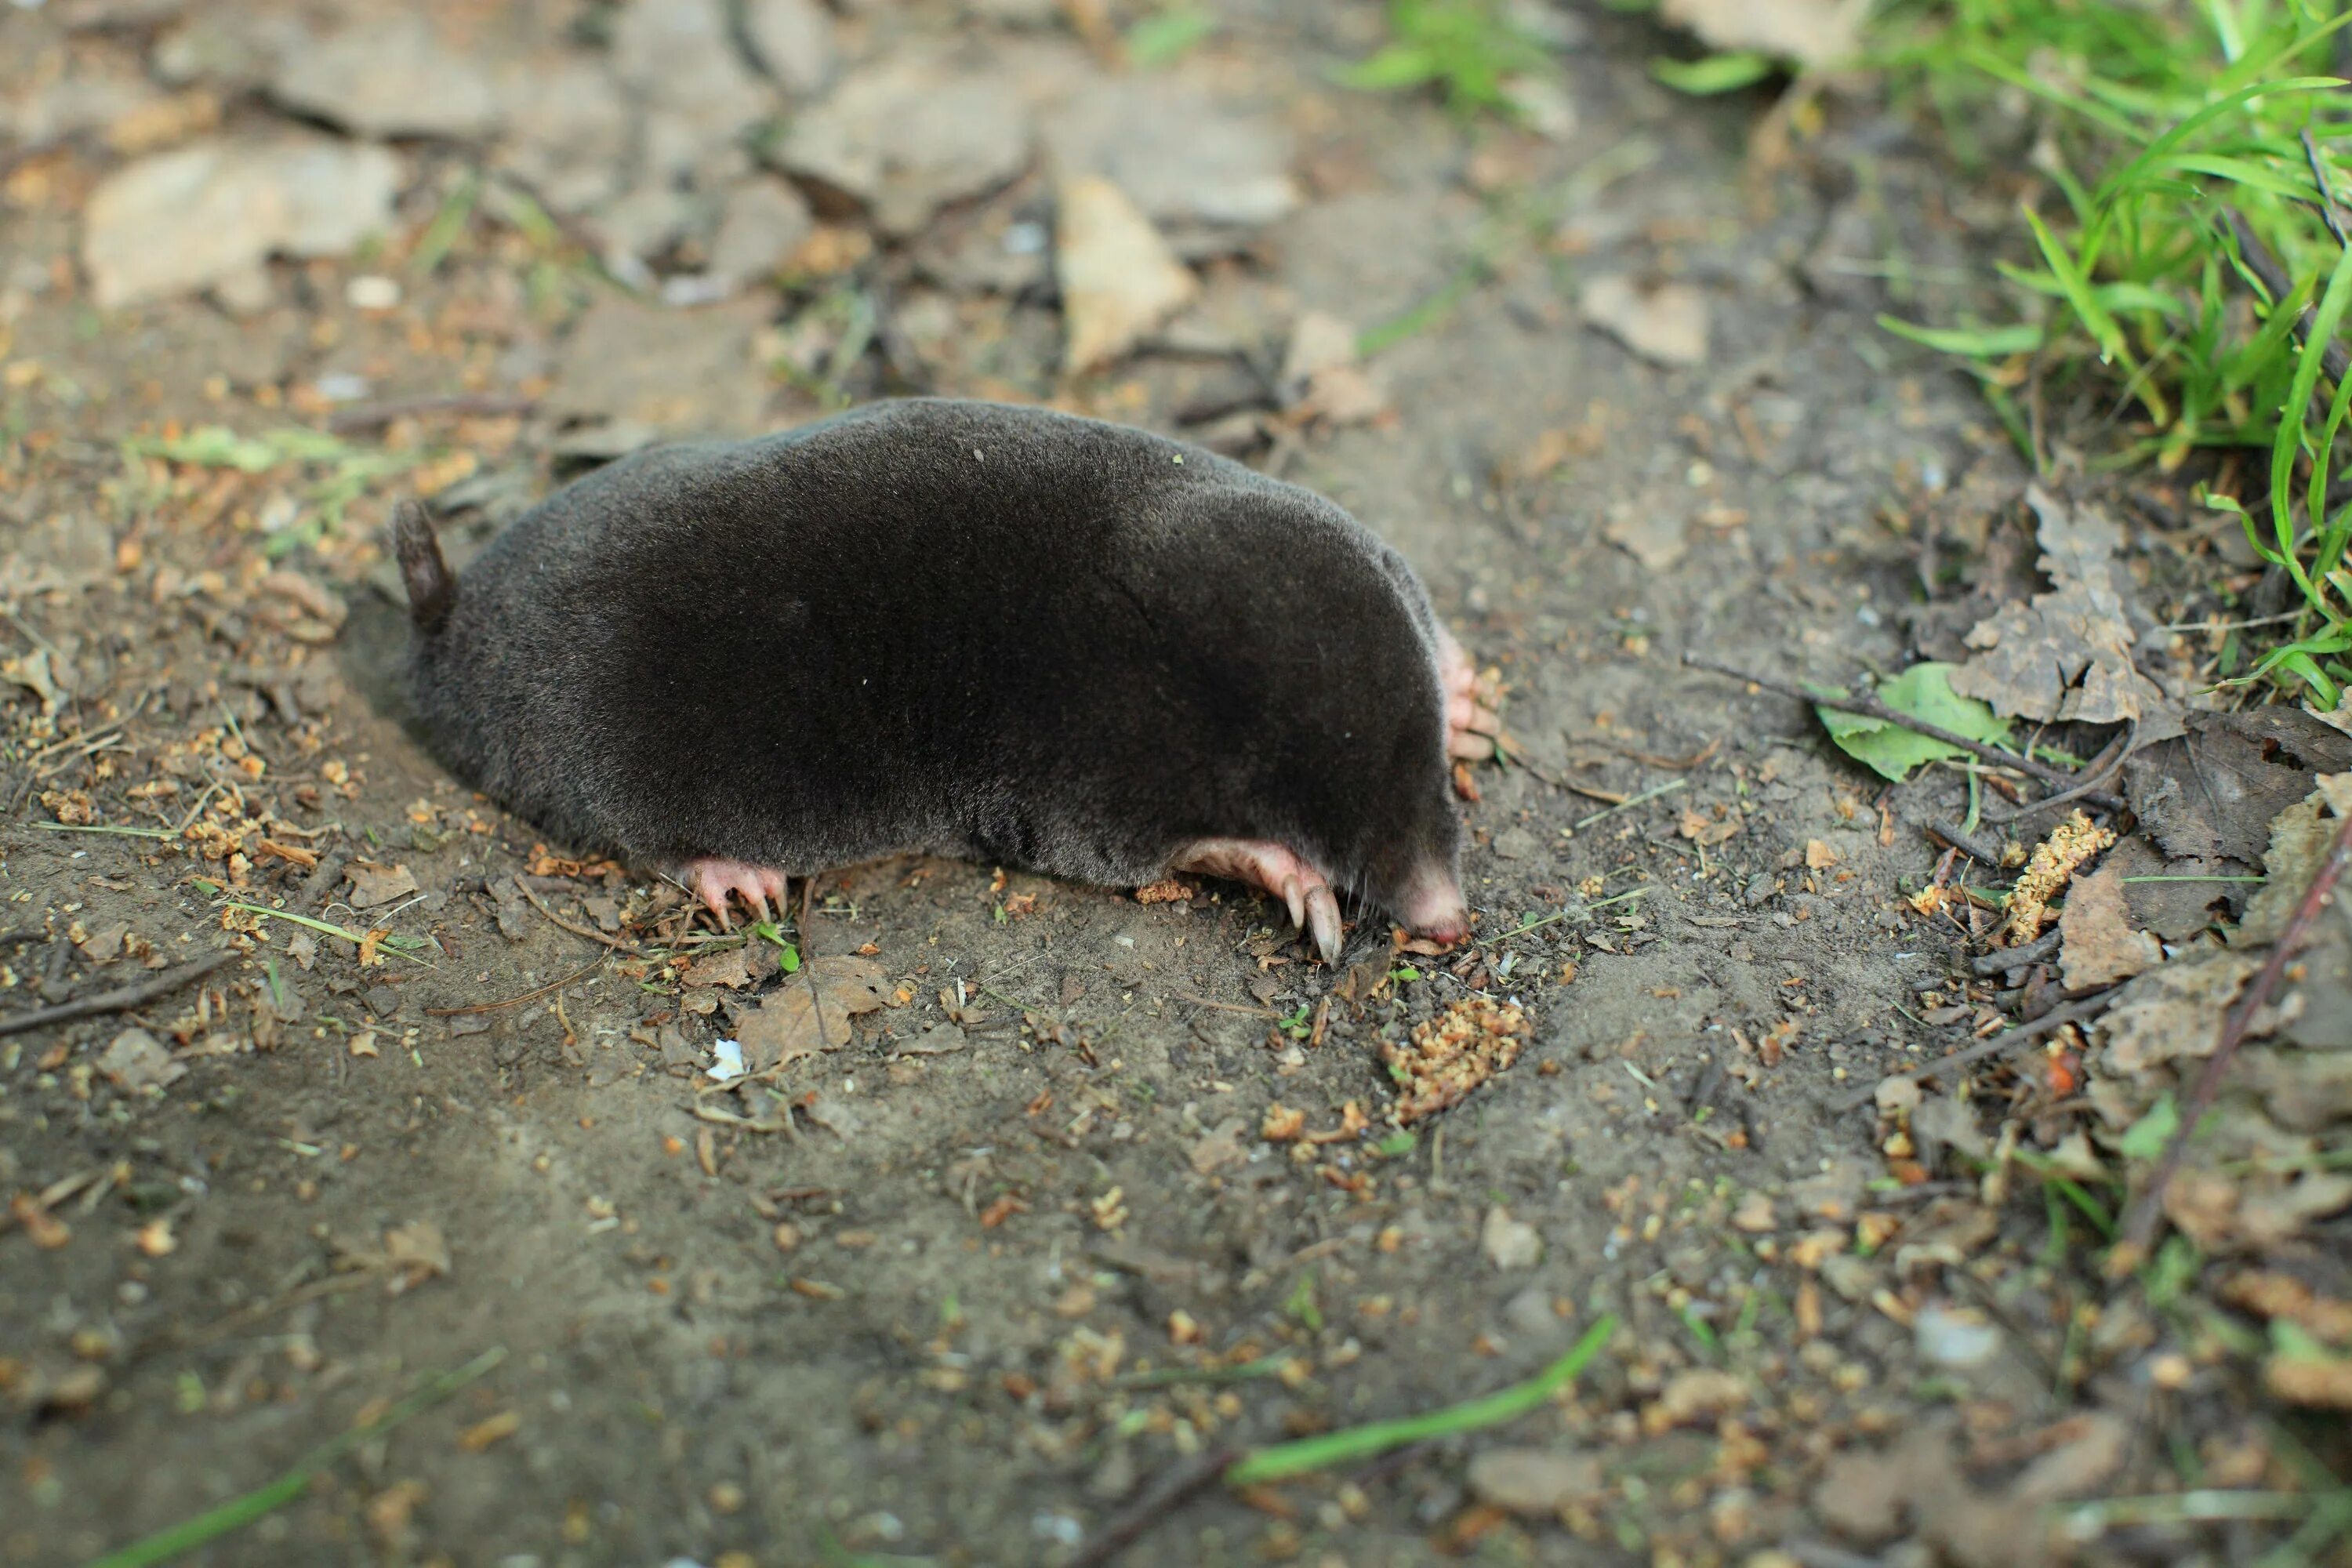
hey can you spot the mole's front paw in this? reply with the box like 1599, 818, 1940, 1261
684, 858, 789, 930
1438, 625, 1501, 761
1171, 839, 1344, 964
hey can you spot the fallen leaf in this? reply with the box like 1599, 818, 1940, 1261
1467, 1448, 1604, 1515
1950, 487, 2162, 724
731, 955, 891, 1070
2125, 709, 2352, 866
1189, 1116, 1250, 1174
1279, 310, 1390, 426
76, 923, 129, 966
1602, 495, 1689, 570
2058, 866, 2161, 988
96, 1029, 184, 1092
2012, 1413, 2127, 1502
1480, 1205, 1542, 1269
2096, 950, 2260, 1076
1816, 662, 2009, 783
1579, 274, 1709, 368
345, 861, 419, 909
1679, 807, 1740, 847
1057, 175, 1198, 374
380, 1220, 450, 1294
456, 1410, 521, 1452
1660, 0, 1864, 71
681, 946, 757, 989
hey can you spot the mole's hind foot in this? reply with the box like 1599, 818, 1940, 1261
1171, 839, 1343, 964
684, 858, 789, 930
1437, 624, 1501, 762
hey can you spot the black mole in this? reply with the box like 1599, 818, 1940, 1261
392, 397, 1498, 960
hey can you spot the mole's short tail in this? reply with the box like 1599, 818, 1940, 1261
389, 499, 455, 631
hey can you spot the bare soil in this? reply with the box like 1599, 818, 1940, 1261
2, 5, 2330, 1568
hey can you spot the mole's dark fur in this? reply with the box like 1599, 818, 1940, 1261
393, 397, 1468, 936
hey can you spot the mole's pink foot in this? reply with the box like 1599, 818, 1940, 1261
1436, 624, 1501, 761
1171, 838, 1344, 964
684, 858, 789, 930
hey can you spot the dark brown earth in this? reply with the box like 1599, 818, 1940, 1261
3, 4, 2344, 1568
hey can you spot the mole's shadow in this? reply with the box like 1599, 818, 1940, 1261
337, 582, 437, 757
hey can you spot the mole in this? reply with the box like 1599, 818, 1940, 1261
391, 397, 1499, 961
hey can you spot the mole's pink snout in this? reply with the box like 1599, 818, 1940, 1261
1397, 864, 1470, 944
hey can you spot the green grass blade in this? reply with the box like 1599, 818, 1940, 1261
85, 1348, 506, 1568
1225, 1317, 1617, 1486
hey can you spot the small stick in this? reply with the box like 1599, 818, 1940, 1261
1065, 1447, 1241, 1568
1927, 820, 2005, 866
1984, 721, 2138, 825
1829, 990, 2113, 1112
0, 950, 235, 1038
2118, 804, 2352, 1257
426, 950, 608, 1017
516, 880, 632, 950
326, 392, 538, 434
2305, 128, 2350, 250
2223, 206, 2351, 386
1973, 927, 2062, 975
1173, 993, 1281, 1019
1682, 652, 2121, 806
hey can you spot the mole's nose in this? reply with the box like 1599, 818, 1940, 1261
1399, 867, 1469, 943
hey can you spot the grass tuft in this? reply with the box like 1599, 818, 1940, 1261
1869, 0, 2352, 701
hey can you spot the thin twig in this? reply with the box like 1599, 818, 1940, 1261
1830, 991, 2114, 1112
1682, 652, 2118, 805
1065, 1447, 1241, 1568
425, 950, 608, 1017
1928, 820, 2006, 866
516, 880, 632, 950
0, 950, 235, 1038
326, 392, 538, 434
2119, 804, 2352, 1257
1984, 720, 2138, 825
1973, 927, 2063, 975
2223, 206, 2351, 386
2305, 128, 2350, 250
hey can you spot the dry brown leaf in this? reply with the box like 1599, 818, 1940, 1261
1579, 275, 1709, 368
1951, 487, 2161, 724
1660, 0, 1865, 71
1602, 495, 1689, 571
2265, 1351, 2352, 1410
1057, 175, 1197, 374
1679, 807, 1740, 847
380, 1220, 450, 1294
96, 1028, 184, 1092
681, 946, 757, 989
731, 955, 891, 1070
1468, 1449, 1604, 1515
345, 860, 420, 909
2221, 1271, 2352, 1345
2057, 866, 2161, 988
2096, 950, 2260, 1077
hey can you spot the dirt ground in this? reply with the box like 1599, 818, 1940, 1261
3, 2, 2345, 1566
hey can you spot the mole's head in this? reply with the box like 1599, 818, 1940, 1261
1336, 710, 1469, 944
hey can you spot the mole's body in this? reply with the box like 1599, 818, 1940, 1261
393, 397, 1495, 958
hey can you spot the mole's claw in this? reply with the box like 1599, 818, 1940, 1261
684, 856, 793, 935
1282, 877, 1305, 931
1305, 885, 1342, 964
